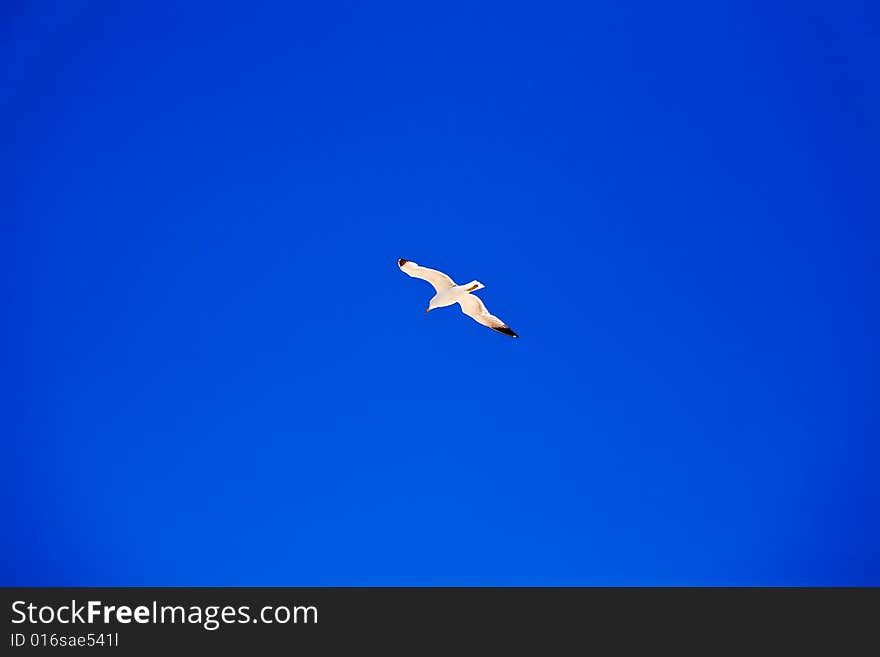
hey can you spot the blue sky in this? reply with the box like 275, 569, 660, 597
3, 1, 878, 585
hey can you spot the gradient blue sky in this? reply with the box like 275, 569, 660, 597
4, 1, 878, 585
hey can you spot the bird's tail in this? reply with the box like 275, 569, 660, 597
464, 280, 485, 292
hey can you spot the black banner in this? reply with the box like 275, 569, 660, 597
2, 588, 876, 652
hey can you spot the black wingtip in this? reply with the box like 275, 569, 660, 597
494, 325, 519, 338
398, 258, 408, 267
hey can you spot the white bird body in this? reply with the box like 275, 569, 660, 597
428, 281, 485, 310
397, 258, 519, 338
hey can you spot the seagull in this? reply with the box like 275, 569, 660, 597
397, 258, 519, 338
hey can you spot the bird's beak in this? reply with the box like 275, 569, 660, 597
425, 308, 430, 314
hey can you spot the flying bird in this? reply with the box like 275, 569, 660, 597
397, 258, 519, 338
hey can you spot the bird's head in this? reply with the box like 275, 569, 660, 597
425, 300, 437, 313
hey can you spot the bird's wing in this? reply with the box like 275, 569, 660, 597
458, 294, 519, 338
398, 258, 456, 293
